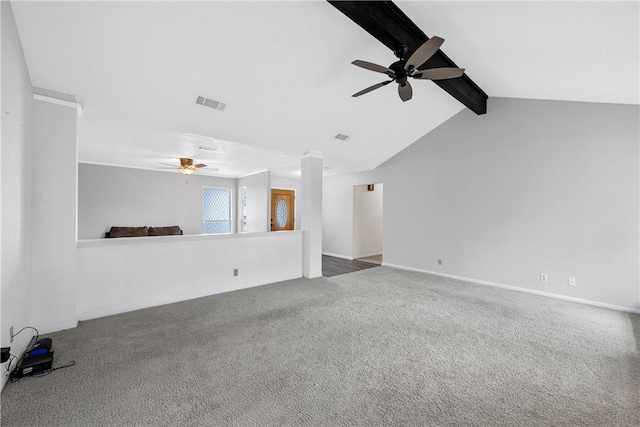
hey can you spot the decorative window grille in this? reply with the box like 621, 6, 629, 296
202, 187, 232, 234
276, 198, 288, 227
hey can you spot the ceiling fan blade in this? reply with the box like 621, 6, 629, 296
194, 164, 207, 168
352, 80, 393, 97
159, 162, 179, 168
414, 67, 465, 80
405, 36, 444, 71
398, 81, 412, 102
352, 60, 394, 75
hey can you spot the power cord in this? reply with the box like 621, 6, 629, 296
28, 361, 76, 380
11, 326, 39, 342
4, 326, 39, 379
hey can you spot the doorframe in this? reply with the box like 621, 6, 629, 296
352, 182, 384, 260
270, 188, 296, 231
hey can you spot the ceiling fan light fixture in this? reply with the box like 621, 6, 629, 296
160, 157, 207, 176
179, 167, 196, 176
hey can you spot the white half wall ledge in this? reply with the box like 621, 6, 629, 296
77, 230, 302, 248
382, 263, 640, 315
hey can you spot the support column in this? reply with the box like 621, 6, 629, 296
301, 151, 323, 278
29, 88, 81, 332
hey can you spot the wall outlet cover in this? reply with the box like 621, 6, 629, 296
1, 347, 10, 363
568, 277, 576, 286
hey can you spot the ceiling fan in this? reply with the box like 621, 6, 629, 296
351, 36, 465, 102
159, 158, 209, 176
327, 1, 487, 114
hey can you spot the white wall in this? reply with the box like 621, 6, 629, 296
353, 183, 383, 259
78, 164, 237, 239
324, 98, 640, 311
77, 232, 303, 320
237, 171, 269, 233
1, 0, 34, 382
271, 175, 301, 230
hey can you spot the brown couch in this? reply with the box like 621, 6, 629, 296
104, 226, 183, 238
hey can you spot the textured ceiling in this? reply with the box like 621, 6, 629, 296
11, 1, 639, 178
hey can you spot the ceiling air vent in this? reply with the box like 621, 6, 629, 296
334, 133, 350, 141
196, 145, 220, 152
196, 96, 226, 112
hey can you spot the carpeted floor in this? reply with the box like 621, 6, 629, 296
2, 267, 639, 426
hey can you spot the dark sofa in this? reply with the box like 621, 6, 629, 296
104, 226, 183, 238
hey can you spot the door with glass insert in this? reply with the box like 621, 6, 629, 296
270, 189, 295, 231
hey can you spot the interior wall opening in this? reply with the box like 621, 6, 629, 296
352, 183, 383, 265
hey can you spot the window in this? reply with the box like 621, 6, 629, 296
202, 187, 232, 234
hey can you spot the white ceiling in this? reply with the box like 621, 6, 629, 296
11, 1, 639, 178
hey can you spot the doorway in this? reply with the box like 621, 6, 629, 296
352, 183, 383, 264
271, 189, 295, 231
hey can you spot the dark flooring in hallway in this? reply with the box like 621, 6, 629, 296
322, 254, 380, 277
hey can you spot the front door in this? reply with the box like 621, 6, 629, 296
271, 189, 295, 231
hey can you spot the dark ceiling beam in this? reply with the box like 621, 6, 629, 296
328, 0, 488, 115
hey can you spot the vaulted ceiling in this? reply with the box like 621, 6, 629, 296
11, 1, 639, 178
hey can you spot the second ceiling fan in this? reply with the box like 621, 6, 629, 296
352, 36, 465, 102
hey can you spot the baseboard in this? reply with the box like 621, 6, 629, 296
37, 320, 78, 336
354, 252, 382, 259
322, 252, 353, 260
382, 262, 640, 314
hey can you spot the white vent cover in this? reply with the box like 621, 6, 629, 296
196, 96, 226, 112
196, 145, 220, 152
334, 133, 350, 141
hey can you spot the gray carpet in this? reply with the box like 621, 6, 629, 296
2, 267, 639, 426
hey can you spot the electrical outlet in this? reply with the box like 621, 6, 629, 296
438, 259, 442, 265
233, 268, 238, 277
540, 274, 548, 282
568, 277, 576, 286
9, 326, 13, 343
1, 347, 10, 364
